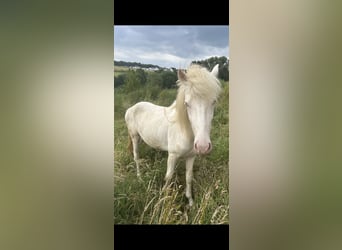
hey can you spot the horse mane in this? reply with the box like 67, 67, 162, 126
175, 89, 193, 136
174, 64, 222, 136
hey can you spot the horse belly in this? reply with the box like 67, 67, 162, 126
139, 117, 168, 151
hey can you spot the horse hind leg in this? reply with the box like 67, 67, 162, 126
130, 133, 141, 178
127, 135, 133, 154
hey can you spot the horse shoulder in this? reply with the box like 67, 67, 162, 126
167, 123, 194, 156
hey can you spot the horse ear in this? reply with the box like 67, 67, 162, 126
178, 69, 187, 81
211, 64, 219, 78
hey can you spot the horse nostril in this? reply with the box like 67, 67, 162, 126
206, 143, 212, 153
194, 143, 198, 150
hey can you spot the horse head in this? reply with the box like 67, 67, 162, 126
177, 64, 221, 155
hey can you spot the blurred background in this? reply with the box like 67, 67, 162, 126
0, 0, 113, 249
1, 0, 342, 249
230, 0, 342, 249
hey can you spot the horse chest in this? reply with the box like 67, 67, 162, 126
167, 128, 194, 155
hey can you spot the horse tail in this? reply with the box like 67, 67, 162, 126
128, 135, 133, 154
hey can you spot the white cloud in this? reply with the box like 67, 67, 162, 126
114, 26, 229, 68
139, 52, 186, 63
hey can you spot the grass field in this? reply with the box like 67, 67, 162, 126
114, 81, 229, 224
114, 66, 129, 77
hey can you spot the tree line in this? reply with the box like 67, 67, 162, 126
114, 69, 177, 90
114, 56, 229, 90
114, 60, 161, 69
192, 56, 229, 81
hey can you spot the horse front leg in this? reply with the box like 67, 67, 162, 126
163, 153, 179, 190
185, 156, 196, 206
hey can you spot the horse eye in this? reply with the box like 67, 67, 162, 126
212, 100, 217, 105
184, 102, 190, 108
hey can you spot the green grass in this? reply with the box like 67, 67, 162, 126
114, 71, 126, 77
114, 66, 130, 77
114, 82, 229, 224
114, 66, 130, 71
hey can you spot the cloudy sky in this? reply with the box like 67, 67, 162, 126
114, 26, 229, 68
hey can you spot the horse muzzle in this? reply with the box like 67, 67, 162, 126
194, 141, 212, 155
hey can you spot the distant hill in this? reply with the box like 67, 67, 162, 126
114, 60, 162, 69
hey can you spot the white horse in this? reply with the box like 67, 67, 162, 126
125, 64, 222, 206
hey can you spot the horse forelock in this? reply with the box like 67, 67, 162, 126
177, 64, 221, 101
